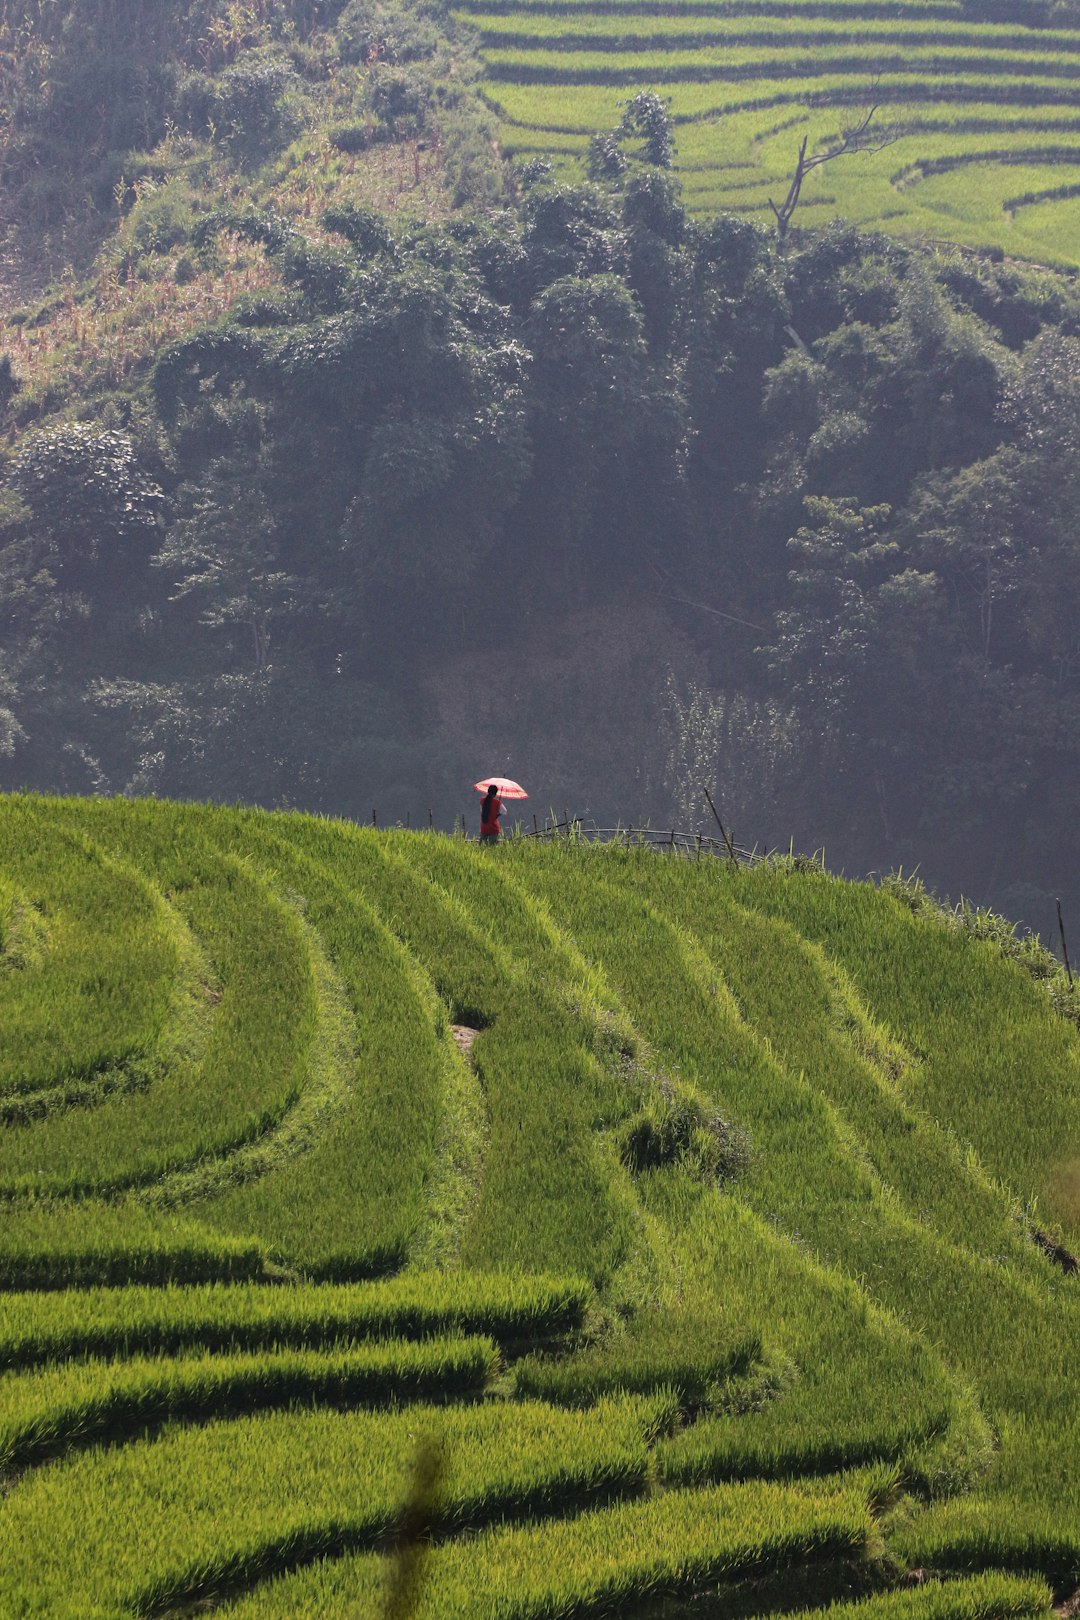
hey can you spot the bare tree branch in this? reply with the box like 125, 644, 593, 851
768, 95, 895, 250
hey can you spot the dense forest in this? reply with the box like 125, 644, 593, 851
0, 0, 1078, 935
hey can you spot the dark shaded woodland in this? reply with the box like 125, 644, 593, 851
1, 2, 1078, 937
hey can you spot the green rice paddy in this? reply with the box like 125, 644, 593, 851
2, 793, 1079, 1617
458, 0, 1080, 264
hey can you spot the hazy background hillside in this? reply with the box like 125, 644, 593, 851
1, 0, 1078, 938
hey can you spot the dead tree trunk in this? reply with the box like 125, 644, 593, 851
769, 103, 891, 252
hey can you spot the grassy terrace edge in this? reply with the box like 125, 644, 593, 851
2, 794, 1080, 1617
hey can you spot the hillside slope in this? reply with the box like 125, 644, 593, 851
474, 0, 1080, 264
4, 2, 1080, 933
2, 794, 1080, 1617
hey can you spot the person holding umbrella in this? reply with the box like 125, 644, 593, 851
475, 777, 528, 842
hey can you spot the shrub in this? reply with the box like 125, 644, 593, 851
365, 64, 435, 139
328, 122, 371, 153
9, 424, 162, 581
620, 1079, 751, 1186
442, 109, 510, 208
120, 178, 196, 257
177, 52, 303, 160
322, 205, 395, 259
337, 0, 443, 65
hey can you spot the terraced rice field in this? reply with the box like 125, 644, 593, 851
3, 792, 1080, 1616
460, 0, 1080, 264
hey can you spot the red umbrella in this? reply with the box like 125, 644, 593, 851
474, 777, 528, 799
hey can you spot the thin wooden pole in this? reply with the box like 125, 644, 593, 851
428, 808, 433, 830
703, 787, 737, 864
372, 808, 377, 827
1058, 898, 1073, 985
382, 1437, 443, 1620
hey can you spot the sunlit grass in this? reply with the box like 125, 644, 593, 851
0, 1394, 667, 1618
5, 796, 1080, 1609
464, 0, 1080, 264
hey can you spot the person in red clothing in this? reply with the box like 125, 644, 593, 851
479, 784, 504, 843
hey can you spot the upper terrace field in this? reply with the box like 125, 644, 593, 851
460, 0, 1080, 264
3, 793, 1080, 1615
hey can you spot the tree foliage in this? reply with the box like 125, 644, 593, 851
2, 143, 1080, 929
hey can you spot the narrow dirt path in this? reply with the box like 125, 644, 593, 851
450, 1025, 480, 1061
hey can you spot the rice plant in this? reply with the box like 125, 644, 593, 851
4, 796, 1080, 1612
450, 0, 1080, 264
